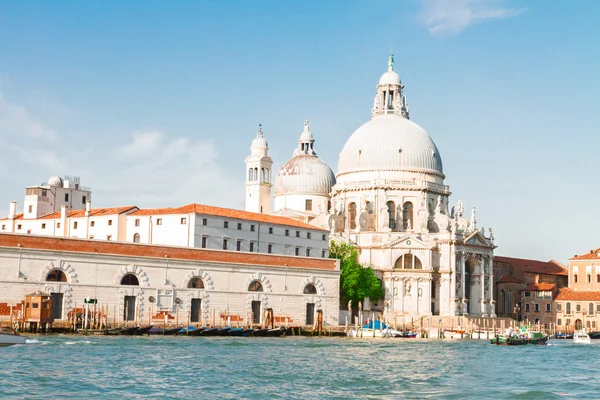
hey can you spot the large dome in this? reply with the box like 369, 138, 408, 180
274, 155, 336, 196
337, 114, 443, 176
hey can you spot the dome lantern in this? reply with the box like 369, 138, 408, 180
372, 55, 409, 119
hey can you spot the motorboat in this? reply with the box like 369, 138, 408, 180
0, 327, 27, 346
347, 321, 403, 338
443, 329, 471, 339
573, 329, 591, 344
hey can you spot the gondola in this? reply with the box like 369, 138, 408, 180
199, 327, 218, 336
135, 325, 153, 335
162, 327, 182, 336
265, 327, 286, 337
187, 327, 206, 336
217, 327, 233, 336
119, 326, 140, 335
251, 328, 269, 337
104, 327, 123, 335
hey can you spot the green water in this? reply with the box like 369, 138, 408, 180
1, 336, 595, 399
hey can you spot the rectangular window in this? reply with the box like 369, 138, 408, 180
296, 231, 300, 238
268, 244, 272, 254
57, 223, 61, 228
597, 274, 600, 283
156, 219, 162, 226
90, 221, 95, 227
305, 199, 312, 211
237, 240, 242, 251
41, 189, 47, 197
557, 303, 562, 312
202, 218, 208, 226
201, 237, 207, 248
82, 196, 86, 204
322, 250, 326, 258
249, 242, 255, 252
285, 229, 289, 236
574, 274, 578, 283
135, 219, 140, 227
250, 225, 255, 232
307, 232, 311, 239
322, 234, 326, 241
525, 304, 530, 312
1, 225, 4, 230
269, 227, 273, 234
306, 248, 311, 257
108, 219, 113, 226
546, 304, 551, 312
73, 221, 78, 229
180, 217, 186, 224
534, 303, 539, 312
41, 223, 46, 229
557, 318, 562, 326
576, 304, 581, 312
223, 239, 228, 250
64, 193, 69, 202
524, 291, 531, 298
588, 274, 592, 283
295, 247, 300, 256
597, 304, 600, 313
224, 221, 229, 228
28, 205, 32, 213
17, 224, 22, 230
106, 235, 112, 241
237, 223, 242, 230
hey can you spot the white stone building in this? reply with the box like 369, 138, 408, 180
250, 56, 496, 319
0, 234, 339, 327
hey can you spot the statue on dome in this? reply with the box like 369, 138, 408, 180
388, 54, 394, 70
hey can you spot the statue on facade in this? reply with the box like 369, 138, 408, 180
470, 207, 477, 231
489, 227, 495, 241
435, 196, 442, 214
456, 200, 464, 217
406, 218, 412, 231
404, 280, 411, 295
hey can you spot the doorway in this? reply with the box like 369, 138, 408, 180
190, 299, 201, 323
306, 303, 315, 325
252, 301, 261, 324
50, 292, 63, 319
123, 296, 136, 321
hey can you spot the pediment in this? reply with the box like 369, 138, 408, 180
385, 235, 431, 250
464, 231, 491, 247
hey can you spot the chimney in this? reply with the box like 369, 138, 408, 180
60, 205, 68, 236
8, 202, 17, 220
85, 200, 91, 217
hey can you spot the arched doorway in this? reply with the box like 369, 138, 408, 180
575, 319, 583, 330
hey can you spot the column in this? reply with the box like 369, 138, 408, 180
488, 254, 497, 317
460, 253, 466, 314
480, 255, 486, 317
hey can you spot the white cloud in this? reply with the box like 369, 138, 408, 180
0, 93, 58, 139
419, 0, 524, 36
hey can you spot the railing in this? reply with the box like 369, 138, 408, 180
334, 179, 450, 193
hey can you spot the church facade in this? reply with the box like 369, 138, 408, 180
247, 56, 496, 319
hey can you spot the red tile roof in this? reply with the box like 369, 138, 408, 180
494, 256, 568, 276
523, 283, 556, 291
0, 213, 24, 221
570, 248, 600, 261
555, 288, 600, 301
39, 206, 138, 219
496, 275, 524, 284
0, 233, 337, 271
130, 203, 325, 231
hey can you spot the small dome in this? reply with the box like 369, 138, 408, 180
48, 176, 63, 187
337, 114, 443, 176
251, 136, 268, 149
274, 156, 336, 196
379, 70, 401, 86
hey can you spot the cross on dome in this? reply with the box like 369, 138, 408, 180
257, 123, 263, 137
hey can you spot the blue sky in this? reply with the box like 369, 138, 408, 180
0, 0, 598, 264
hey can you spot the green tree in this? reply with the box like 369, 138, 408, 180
329, 241, 384, 306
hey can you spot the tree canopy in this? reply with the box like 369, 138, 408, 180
329, 241, 384, 307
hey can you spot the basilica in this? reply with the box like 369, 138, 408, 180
245, 56, 497, 319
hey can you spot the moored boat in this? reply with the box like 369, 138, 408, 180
573, 329, 591, 344
0, 327, 27, 346
444, 329, 471, 339
135, 325, 153, 335
347, 321, 403, 338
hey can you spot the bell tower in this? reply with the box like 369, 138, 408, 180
245, 124, 273, 213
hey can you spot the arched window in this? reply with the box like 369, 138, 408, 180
387, 201, 396, 230
303, 283, 317, 294
402, 202, 413, 230
254, 168, 258, 181
249, 168, 253, 181
507, 292, 513, 314
500, 290, 506, 314
348, 202, 357, 230
248, 280, 263, 292
265, 168, 270, 183
394, 254, 423, 269
188, 277, 205, 289
261, 168, 265, 182
46, 269, 67, 282
589, 303, 594, 316
133, 233, 140, 243
566, 302, 571, 314
121, 274, 139, 286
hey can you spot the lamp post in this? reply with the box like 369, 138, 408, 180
513, 304, 521, 325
